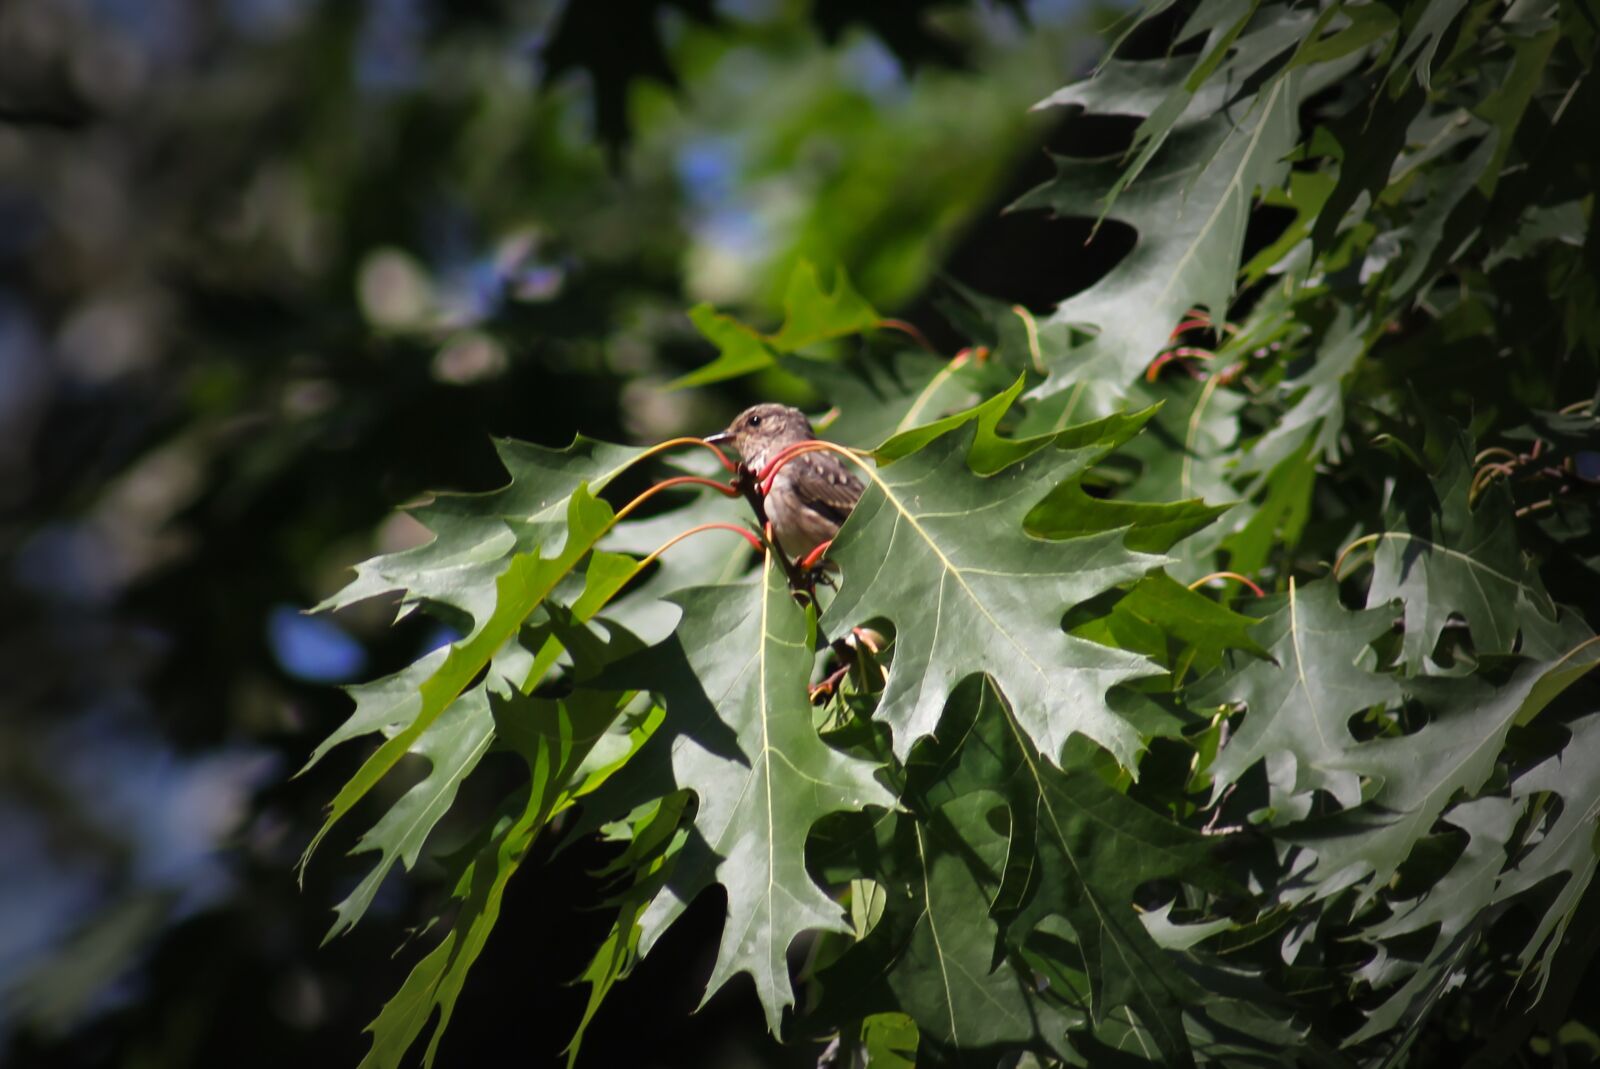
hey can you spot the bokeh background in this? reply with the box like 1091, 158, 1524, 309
0, 1, 1127, 1064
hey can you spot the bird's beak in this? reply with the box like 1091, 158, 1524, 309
703, 429, 733, 446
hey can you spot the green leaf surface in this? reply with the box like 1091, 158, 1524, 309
1349, 796, 1520, 1047
822, 417, 1169, 768
1293, 2, 1400, 68
811, 791, 1083, 1063
316, 436, 642, 622
565, 794, 690, 1067
324, 684, 495, 941
1496, 706, 1600, 991
1020, 59, 1305, 414
603, 553, 896, 1032
782, 348, 997, 451
356, 688, 627, 1069
1239, 303, 1370, 479
672, 261, 880, 388
1074, 572, 1268, 677
897, 795, 1081, 1062
1199, 579, 1402, 814
1363, 433, 1559, 672
1289, 640, 1599, 903
860, 1012, 920, 1068
1115, 377, 1248, 514
302, 484, 631, 874
949, 681, 1219, 1066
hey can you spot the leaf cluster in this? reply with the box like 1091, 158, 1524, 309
303, 0, 1600, 1064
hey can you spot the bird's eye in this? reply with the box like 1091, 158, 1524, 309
749, 414, 762, 426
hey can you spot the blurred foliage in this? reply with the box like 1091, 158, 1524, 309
0, 0, 1098, 1066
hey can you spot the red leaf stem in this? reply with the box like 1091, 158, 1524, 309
633, 522, 763, 573
1186, 571, 1267, 598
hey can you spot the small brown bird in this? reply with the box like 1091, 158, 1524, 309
706, 403, 864, 558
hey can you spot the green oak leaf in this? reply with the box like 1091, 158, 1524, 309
1091, 3, 1318, 219
881, 374, 1230, 555
809, 791, 1082, 1064
1027, 484, 1229, 558
302, 433, 647, 872
923, 678, 1222, 1067
873, 372, 1045, 471
1389, 0, 1470, 90
782, 347, 1002, 452
601, 552, 896, 1033
302, 481, 644, 887
1198, 578, 1403, 815
316, 436, 642, 623
882, 794, 1082, 1063
1363, 432, 1560, 672
672, 261, 880, 388
1239, 303, 1372, 481
1496, 705, 1600, 993
1347, 796, 1521, 1048
1114, 376, 1248, 518
859, 1012, 920, 1068
356, 687, 630, 1069
599, 462, 760, 645
1018, 63, 1305, 415
821, 415, 1171, 769
565, 792, 691, 1068
1291, 3, 1401, 73
1072, 572, 1269, 678
1287, 638, 1599, 903
322, 684, 494, 941
1308, 82, 1424, 257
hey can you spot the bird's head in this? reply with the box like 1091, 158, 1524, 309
705, 403, 815, 472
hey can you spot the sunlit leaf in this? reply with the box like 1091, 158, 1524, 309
601, 552, 896, 1032
823, 414, 1169, 768
673, 261, 880, 388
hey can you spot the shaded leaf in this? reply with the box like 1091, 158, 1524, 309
811, 791, 1082, 1064
356, 688, 629, 1069
1348, 796, 1521, 1049
920, 678, 1225, 1066
1363, 432, 1559, 672
1199, 578, 1402, 814
1289, 639, 1599, 903
1497, 705, 1600, 991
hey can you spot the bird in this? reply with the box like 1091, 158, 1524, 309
705, 403, 864, 559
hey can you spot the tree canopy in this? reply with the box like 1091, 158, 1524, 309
5, 0, 1600, 1067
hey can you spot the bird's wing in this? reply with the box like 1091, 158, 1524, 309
794, 452, 864, 524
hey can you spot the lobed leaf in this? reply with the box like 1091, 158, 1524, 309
965, 681, 1223, 1066
672, 261, 880, 388
301, 485, 626, 872
1199, 578, 1402, 816
600, 552, 897, 1032
823, 413, 1170, 768
356, 687, 631, 1069
1360, 433, 1561, 672
810, 789, 1083, 1063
